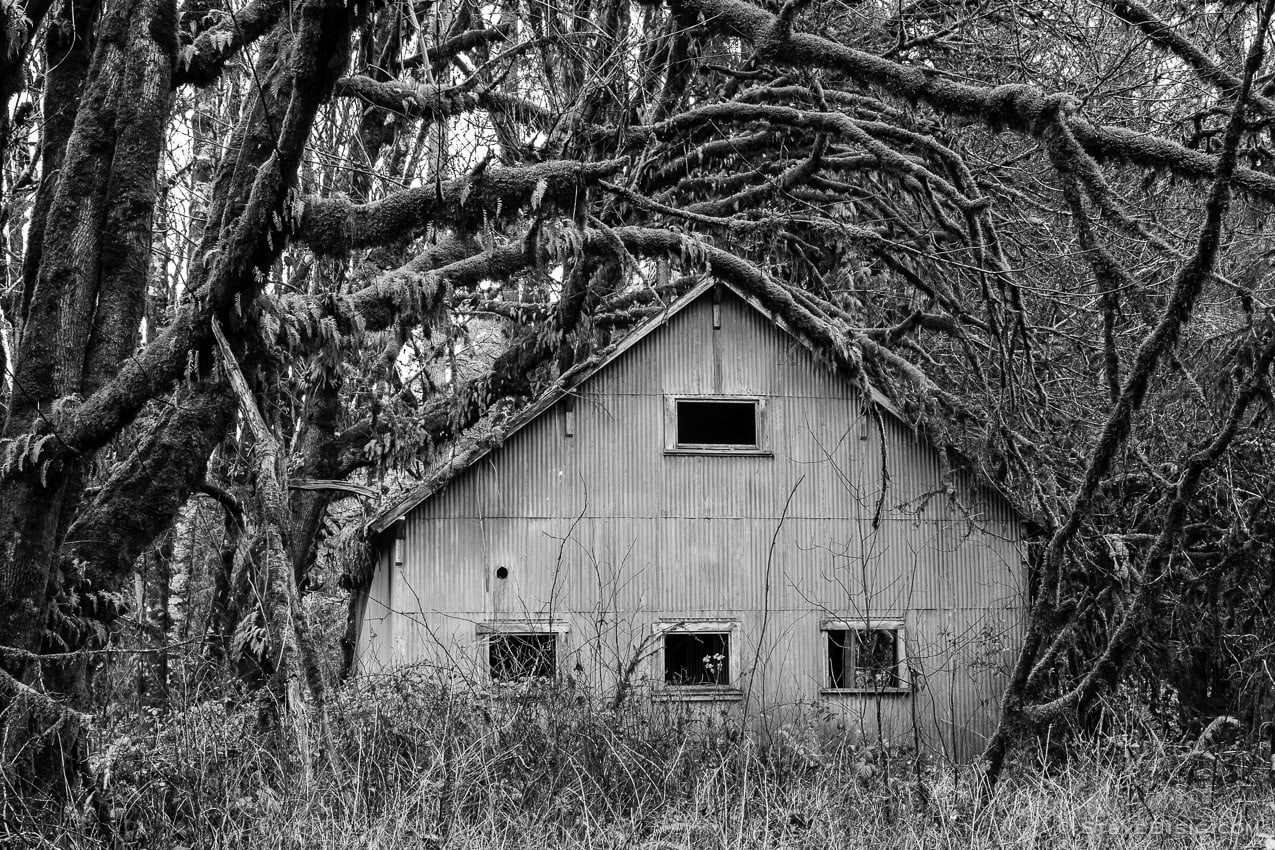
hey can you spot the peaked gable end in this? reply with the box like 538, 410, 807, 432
371, 280, 1019, 533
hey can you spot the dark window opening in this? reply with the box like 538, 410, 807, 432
827, 629, 901, 690
676, 400, 758, 448
489, 633, 557, 682
664, 632, 730, 686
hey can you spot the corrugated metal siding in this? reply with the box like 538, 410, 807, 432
360, 289, 1027, 759
355, 547, 394, 671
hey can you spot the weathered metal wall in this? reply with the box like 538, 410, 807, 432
356, 544, 394, 661
357, 289, 1025, 760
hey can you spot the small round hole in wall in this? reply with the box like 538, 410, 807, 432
496, 566, 509, 580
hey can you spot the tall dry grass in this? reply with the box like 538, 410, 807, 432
6, 666, 1271, 849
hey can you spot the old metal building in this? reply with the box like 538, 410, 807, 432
357, 279, 1025, 760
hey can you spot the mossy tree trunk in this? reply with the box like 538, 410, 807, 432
0, 0, 360, 798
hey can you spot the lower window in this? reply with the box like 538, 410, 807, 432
655, 620, 741, 697
489, 633, 557, 682
823, 621, 908, 692
665, 631, 731, 685
478, 622, 566, 683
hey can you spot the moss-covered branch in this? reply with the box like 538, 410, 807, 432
334, 75, 552, 129
296, 158, 626, 253
173, 0, 287, 87
672, 0, 1275, 200
1109, 0, 1275, 115
979, 0, 1275, 791
396, 25, 512, 71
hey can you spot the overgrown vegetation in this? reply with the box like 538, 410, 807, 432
4, 668, 1267, 848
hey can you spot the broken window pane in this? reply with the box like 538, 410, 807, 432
664, 632, 731, 686
827, 628, 900, 689
489, 633, 557, 682
676, 400, 758, 447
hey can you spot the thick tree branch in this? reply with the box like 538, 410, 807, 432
979, 0, 1275, 791
1039, 18, 1265, 594
334, 75, 552, 128
396, 26, 512, 70
1025, 324, 1275, 724
173, 0, 289, 87
199, 478, 247, 527
296, 158, 626, 253
673, 0, 1275, 200
1109, 0, 1275, 115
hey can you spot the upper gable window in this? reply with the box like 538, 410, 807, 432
665, 396, 769, 455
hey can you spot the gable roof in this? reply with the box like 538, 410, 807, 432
369, 278, 1002, 534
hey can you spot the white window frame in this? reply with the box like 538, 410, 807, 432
652, 619, 744, 701
820, 619, 910, 695
663, 395, 771, 456
477, 620, 569, 683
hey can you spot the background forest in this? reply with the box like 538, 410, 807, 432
2, 0, 1275, 844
